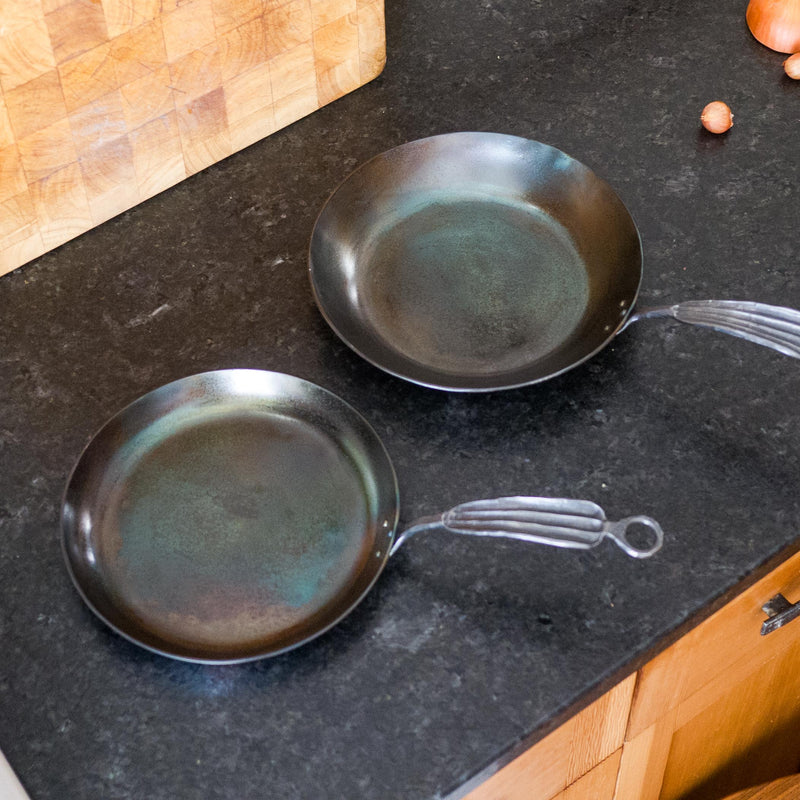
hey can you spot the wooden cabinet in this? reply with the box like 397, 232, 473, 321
464, 674, 636, 800
463, 548, 800, 800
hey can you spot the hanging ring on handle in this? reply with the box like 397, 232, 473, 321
604, 515, 664, 559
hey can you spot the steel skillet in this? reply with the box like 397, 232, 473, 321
308, 132, 800, 391
61, 369, 662, 664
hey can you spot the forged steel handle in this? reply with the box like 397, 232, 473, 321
629, 300, 800, 359
390, 496, 664, 558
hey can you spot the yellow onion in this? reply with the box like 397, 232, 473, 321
785, 52, 800, 77
700, 101, 734, 133
746, 0, 800, 53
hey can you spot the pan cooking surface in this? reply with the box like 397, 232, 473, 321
61, 371, 399, 663
103, 413, 369, 646
310, 132, 643, 390
361, 194, 590, 374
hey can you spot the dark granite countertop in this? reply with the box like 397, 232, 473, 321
1, 1, 799, 798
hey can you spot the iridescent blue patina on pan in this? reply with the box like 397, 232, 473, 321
60, 370, 399, 664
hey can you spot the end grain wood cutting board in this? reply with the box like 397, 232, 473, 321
0, 0, 385, 275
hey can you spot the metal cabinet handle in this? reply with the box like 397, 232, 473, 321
761, 594, 800, 635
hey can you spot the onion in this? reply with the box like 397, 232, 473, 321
700, 102, 734, 134
746, 0, 800, 53
785, 52, 800, 77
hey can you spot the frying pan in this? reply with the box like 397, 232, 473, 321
309, 132, 800, 391
61, 369, 663, 664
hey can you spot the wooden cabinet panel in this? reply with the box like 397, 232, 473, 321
658, 634, 800, 800
616, 548, 800, 800
464, 549, 800, 800
462, 674, 635, 800
614, 709, 677, 800
555, 750, 622, 800
628, 549, 800, 740
720, 775, 800, 800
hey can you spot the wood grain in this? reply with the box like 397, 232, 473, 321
615, 547, 800, 800
559, 750, 623, 800
627, 548, 800, 739
462, 673, 636, 800
0, 0, 386, 276
720, 775, 800, 800
460, 551, 800, 800
615, 708, 678, 800
657, 632, 800, 800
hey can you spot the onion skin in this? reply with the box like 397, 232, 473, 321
700, 102, 734, 134
785, 52, 800, 77
746, 0, 800, 53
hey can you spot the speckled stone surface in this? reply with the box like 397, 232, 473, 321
1, 1, 799, 798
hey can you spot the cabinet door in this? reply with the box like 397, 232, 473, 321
553, 750, 622, 800
627, 549, 800, 739
658, 634, 800, 799
462, 673, 635, 800
461, 548, 800, 800
616, 547, 800, 800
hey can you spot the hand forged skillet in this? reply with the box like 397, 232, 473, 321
60, 369, 662, 664
308, 131, 643, 391
61, 370, 400, 664
308, 132, 800, 390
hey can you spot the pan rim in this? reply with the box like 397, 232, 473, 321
308, 131, 644, 392
60, 368, 401, 664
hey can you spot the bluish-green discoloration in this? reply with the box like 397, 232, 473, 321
361, 194, 590, 374
104, 407, 371, 633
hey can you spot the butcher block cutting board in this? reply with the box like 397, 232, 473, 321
0, 0, 385, 276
